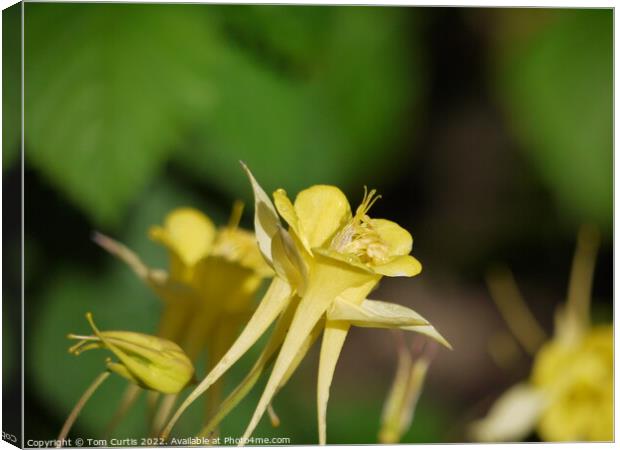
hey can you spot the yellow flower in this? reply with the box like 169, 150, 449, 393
93, 203, 271, 431
163, 164, 450, 443
59, 313, 194, 442
470, 225, 612, 442
95, 204, 271, 357
532, 325, 613, 441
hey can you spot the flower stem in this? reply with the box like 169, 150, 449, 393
566, 224, 600, 328
151, 394, 177, 437
57, 371, 110, 444
485, 266, 546, 355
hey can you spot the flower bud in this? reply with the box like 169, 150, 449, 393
68, 313, 194, 394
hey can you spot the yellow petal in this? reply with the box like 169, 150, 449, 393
278, 319, 323, 390
161, 277, 293, 439
317, 320, 350, 445
106, 361, 141, 385
241, 162, 281, 265
270, 227, 307, 292
241, 264, 349, 443
197, 300, 297, 438
293, 185, 351, 249
371, 219, 413, 257
273, 189, 310, 252
198, 355, 272, 438
237, 250, 380, 443
327, 298, 451, 349
327, 298, 429, 328
469, 383, 546, 442
149, 208, 216, 269
198, 303, 321, 439
400, 324, 452, 350
372, 255, 422, 277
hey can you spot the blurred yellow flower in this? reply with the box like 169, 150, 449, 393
95, 204, 271, 358
532, 325, 612, 441
470, 226, 612, 442
163, 164, 450, 444
93, 203, 271, 432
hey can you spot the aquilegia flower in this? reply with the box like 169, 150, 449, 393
95, 203, 271, 359
58, 313, 194, 442
163, 164, 451, 444
93, 203, 271, 432
470, 225, 612, 442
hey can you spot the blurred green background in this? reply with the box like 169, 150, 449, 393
2, 4, 613, 445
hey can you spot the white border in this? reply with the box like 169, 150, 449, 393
0, 1, 616, 450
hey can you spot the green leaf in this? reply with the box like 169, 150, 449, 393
3, 3, 21, 170
496, 10, 612, 232
24, 4, 216, 226
174, 7, 423, 199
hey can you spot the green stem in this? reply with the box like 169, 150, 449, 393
566, 225, 600, 328
151, 394, 177, 437
58, 371, 110, 444
486, 266, 546, 355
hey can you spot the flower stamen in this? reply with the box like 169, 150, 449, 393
330, 187, 389, 264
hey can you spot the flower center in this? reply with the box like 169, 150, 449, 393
330, 187, 390, 265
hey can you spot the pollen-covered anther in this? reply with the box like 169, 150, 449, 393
330, 187, 390, 264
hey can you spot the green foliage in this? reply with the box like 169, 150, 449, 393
2, 3, 21, 169
23, 4, 421, 225
496, 10, 612, 232
174, 6, 420, 201
24, 4, 216, 226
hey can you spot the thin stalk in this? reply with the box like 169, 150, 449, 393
566, 224, 600, 328
486, 266, 547, 355
57, 371, 110, 444
146, 391, 161, 429
151, 394, 178, 437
